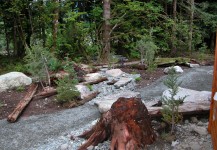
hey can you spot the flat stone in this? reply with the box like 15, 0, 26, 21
162, 87, 211, 103
114, 77, 132, 88
190, 124, 208, 135
84, 73, 104, 82
0, 72, 32, 92
95, 90, 140, 113
105, 69, 124, 77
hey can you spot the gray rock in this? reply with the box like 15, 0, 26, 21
162, 87, 211, 103
75, 84, 91, 99
164, 66, 184, 74
60, 143, 68, 150
114, 77, 132, 88
190, 142, 201, 150
95, 90, 140, 113
105, 69, 124, 77
185, 120, 190, 124
190, 124, 208, 135
84, 73, 104, 82
0, 72, 32, 92
186, 63, 200, 68
191, 117, 198, 123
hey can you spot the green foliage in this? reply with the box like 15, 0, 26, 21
135, 77, 142, 82
15, 86, 25, 92
86, 84, 93, 91
25, 41, 51, 86
55, 57, 79, 104
135, 33, 159, 70
161, 68, 186, 134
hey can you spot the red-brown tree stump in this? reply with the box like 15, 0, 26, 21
78, 97, 156, 150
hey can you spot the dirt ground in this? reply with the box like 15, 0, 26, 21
0, 66, 168, 120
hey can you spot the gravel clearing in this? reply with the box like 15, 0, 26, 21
0, 66, 214, 150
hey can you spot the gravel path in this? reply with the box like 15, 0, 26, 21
0, 66, 214, 150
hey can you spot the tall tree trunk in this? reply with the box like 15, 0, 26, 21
101, 0, 111, 63
3, 19, 10, 56
171, 0, 177, 55
13, 19, 18, 56
52, 0, 59, 52
188, 0, 194, 53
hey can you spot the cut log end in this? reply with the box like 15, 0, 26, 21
78, 97, 156, 150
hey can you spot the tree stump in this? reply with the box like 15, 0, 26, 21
78, 97, 156, 150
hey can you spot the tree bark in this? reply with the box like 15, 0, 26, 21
78, 97, 156, 150
171, 0, 177, 55
52, 0, 59, 52
101, 0, 111, 63
188, 0, 194, 53
7, 84, 38, 123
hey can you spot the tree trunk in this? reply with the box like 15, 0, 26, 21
188, 0, 194, 53
13, 18, 18, 56
78, 97, 156, 150
3, 19, 10, 56
171, 0, 177, 55
101, 0, 111, 63
52, 0, 59, 52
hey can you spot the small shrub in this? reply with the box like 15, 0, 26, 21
55, 76, 80, 104
55, 57, 79, 104
161, 68, 186, 134
135, 77, 142, 82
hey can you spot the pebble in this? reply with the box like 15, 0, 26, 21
191, 117, 198, 123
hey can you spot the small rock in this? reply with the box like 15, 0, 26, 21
197, 121, 204, 126
60, 143, 68, 150
105, 69, 124, 77
190, 124, 208, 135
114, 78, 132, 88
84, 73, 104, 82
171, 140, 179, 147
191, 117, 198, 123
190, 142, 201, 150
185, 120, 190, 124
164, 66, 183, 74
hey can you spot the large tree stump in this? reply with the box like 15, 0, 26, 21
78, 97, 156, 150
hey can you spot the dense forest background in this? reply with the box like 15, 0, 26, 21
0, 0, 217, 72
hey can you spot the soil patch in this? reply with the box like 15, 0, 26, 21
0, 86, 64, 120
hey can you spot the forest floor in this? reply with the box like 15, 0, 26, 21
0, 66, 166, 120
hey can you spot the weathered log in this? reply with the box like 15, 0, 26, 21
7, 84, 38, 123
80, 77, 108, 85
66, 91, 100, 108
95, 61, 141, 69
78, 97, 156, 150
146, 100, 210, 117
33, 87, 57, 100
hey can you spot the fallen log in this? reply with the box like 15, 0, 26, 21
33, 87, 57, 100
146, 101, 210, 117
7, 84, 38, 123
67, 91, 100, 108
80, 77, 108, 85
95, 61, 141, 69
78, 97, 156, 150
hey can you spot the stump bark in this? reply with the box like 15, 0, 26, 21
78, 97, 156, 150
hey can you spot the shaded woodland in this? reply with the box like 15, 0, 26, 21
0, 0, 216, 65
